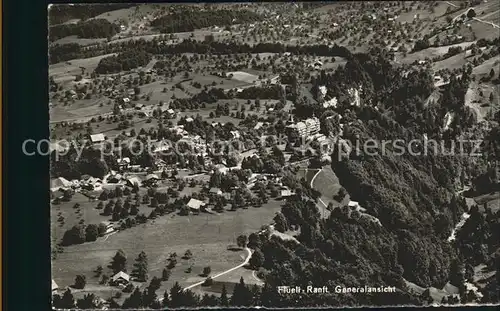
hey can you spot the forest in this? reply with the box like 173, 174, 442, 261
94, 49, 152, 74
150, 8, 262, 33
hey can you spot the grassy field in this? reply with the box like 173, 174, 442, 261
50, 97, 113, 123
50, 53, 117, 82
311, 166, 349, 219
400, 41, 475, 64
52, 197, 283, 296
474, 191, 500, 214
52, 35, 107, 46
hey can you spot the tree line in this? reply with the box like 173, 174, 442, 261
49, 4, 135, 25
94, 49, 152, 74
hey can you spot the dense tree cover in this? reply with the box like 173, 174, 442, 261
51, 146, 114, 180
95, 49, 152, 74
150, 9, 262, 33
49, 4, 135, 25
49, 43, 82, 64
49, 18, 120, 42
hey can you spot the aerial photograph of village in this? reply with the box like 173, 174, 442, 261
48, 2, 499, 309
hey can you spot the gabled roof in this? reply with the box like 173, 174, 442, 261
348, 201, 359, 207
209, 187, 222, 194
111, 271, 130, 282
187, 198, 205, 210
145, 174, 159, 181
51, 177, 72, 189
127, 177, 141, 186
254, 122, 264, 130
90, 133, 105, 143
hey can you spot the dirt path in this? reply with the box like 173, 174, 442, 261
473, 17, 500, 29
309, 168, 331, 219
182, 247, 252, 291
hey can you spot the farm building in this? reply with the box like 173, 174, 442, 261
254, 122, 264, 130
166, 108, 176, 118
107, 173, 123, 183
187, 198, 205, 211
110, 271, 130, 286
51, 177, 72, 192
145, 174, 159, 181
281, 189, 295, 197
90, 133, 105, 144
144, 174, 159, 186
230, 130, 241, 139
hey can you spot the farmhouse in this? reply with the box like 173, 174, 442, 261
135, 103, 145, 110
108, 174, 122, 184
187, 198, 205, 211
90, 133, 105, 144
123, 97, 130, 104
230, 130, 241, 139
100, 221, 115, 235
281, 189, 295, 197
166, 108, 176, 118
126, 176, 141, 188
254, 122, 264, 130
145, 174, 159, 182
117, 157, 131, 169
110, 271, 130, 286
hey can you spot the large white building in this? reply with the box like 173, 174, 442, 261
286, 117, 320, 138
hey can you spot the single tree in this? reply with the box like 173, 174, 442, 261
85, 224, 99, 242
162, 268, 171, 281
249, 249, 264, 269
237, 234, 248, 248
109, 249, 127, 274
183, 249, 193, 260
220, 284, 229, 306
202, 266, 211, 276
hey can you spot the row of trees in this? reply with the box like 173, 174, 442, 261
53, 276, 262, 309
150, 8, 262, 33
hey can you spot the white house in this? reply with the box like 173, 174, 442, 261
90, 133, 105, 144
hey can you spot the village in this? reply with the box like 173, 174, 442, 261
47, 2, 500, 309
